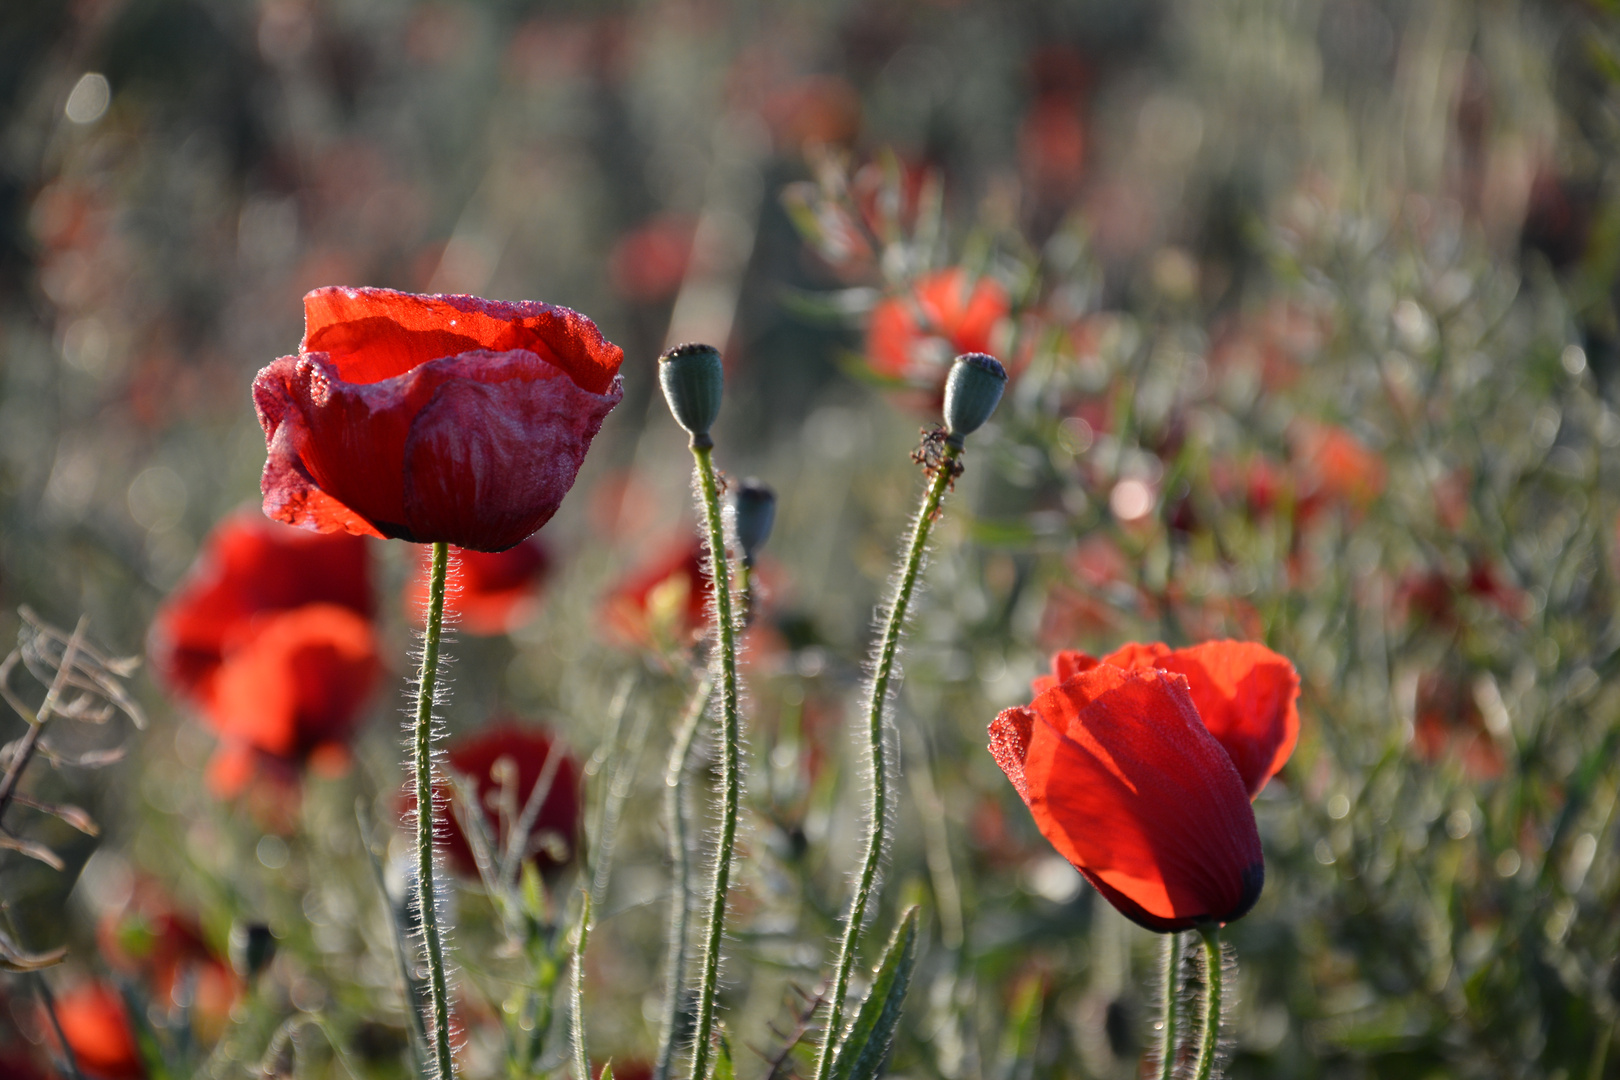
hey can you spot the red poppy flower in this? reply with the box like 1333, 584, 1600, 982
866, 269, 1009, 390
1033, 641, 1301, 799
989, 664, 1264, 932
434, 722, 582, 878
46, 982, 144, 1080
254, 287, 625, 553
602, 537, 711, 647
608, 216, 695, 302
203, 604, 380, 796
406, 539, 551, 636
148, 510, 372, 704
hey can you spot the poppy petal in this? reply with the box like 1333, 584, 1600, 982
401, 351, 622, 552
990, 665, 1264, 931
302, 287, 624, 394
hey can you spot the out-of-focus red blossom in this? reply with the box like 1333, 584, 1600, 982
1019, 98, 1087, 207
988, 664, 1266, 932
435, 723, 582, 878
1398, 559, 1526, 629
254, 287, 625, 553
148, 510, 372, 705
1292, 423, 1386, 525
851, 157, 933, 239
204, 604, 380, 796
1032, 641, 1301, 799
0, 1048, 48, 1080
602, 537, 711, 647
866, 269, 1010, 393
1413, 670, 1504, 779
1036, 535, 1133, 645
760, 75, 862, 150
46, 983, 143, 1080
1209, 301, 1329, 391
407, 540, 551, 636
1211, 455, 1287, 519
608, 216, 696, 302
98, 888, 236, 1013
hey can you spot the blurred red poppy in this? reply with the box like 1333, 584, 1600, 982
989, 664, 1264, 932
1033, 640, 1301, 799
46, 982, 143, 1080
148, 510, 372, 704
436, 722, 582, 878
608, 216, 695, 302
406, 539, 551, 636
866, 269, 1009, 392
1412, 670, 1505, 780
602, 537, 711, 647
254, 287, 624, 552
97, 888, 238, 1037
203, 604, 380, 796
1292, 423, 1386, 526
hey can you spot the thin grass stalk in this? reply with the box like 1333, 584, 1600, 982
813, 441, 960, 1080
688, 443, 741, 1080
656, 676, 714, 1080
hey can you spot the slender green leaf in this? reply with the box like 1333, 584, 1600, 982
828, 907, 921, 1080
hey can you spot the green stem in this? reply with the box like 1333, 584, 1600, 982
414, 540, 455, 1080
1193, 925, 1223, 1080
1158, 932, 1182, 1080
689, 443, 742, 1080
814, 441, 960, 1080
571, 892, 594, 1080
656, 676, 713, 1080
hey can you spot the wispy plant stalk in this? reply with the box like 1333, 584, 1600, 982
813, 439, 961, 1080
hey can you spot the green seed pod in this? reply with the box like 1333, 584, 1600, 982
942, 352, 1008, 442
734, 479, 776, 565
659, 342, 725, 443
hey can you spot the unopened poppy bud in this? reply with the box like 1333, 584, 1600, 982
734, 479, 776, 566
659, 342, 725, 444
230, 921, 277, 979
942, 352, 1008, 443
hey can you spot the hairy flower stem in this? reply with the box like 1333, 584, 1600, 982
1194, 925, 1223, 1080
814, 440, 961, 1080
656, 676, 713, 1080
414, 541, 455, 1080
688, 441, 742, 1080
1159, 932, 1182, 1080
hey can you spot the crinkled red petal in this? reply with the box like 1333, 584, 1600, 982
302, 287, 624, 394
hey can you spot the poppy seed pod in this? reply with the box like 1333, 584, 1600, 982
734, 479, 776, 565
659, 342, 725, 443
942, 352, 1008, 442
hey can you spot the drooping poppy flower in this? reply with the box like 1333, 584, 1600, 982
203, 603, 380, 796
148, 510, 372, 705
602, 537, 711, 647
989, 664, 1264, 932
866, 269, 1009, 393
405, 539, 551, 636
254, 287, 625, 553
432, 722, 583, 878
46, 982, 144, 1080
1033, 640, 1301, 799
